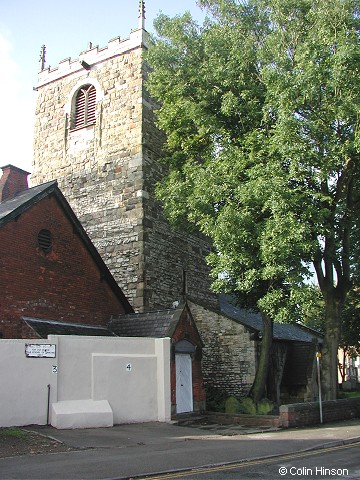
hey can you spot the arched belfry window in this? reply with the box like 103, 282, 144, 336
72, 84, 96, 129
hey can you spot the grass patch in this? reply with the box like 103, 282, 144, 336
343, 391, 360, 399
0, 428, 29, 440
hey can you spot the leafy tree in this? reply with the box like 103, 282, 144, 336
147, 3, 304, 404
291, 285, 326, 334
146, 0, 360, 400
259, 0, 360, 399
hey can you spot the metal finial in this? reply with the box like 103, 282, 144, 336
138, 0, 146, 30
39, 45, 46, 72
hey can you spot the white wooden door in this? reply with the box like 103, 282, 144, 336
175, 354, 193, 414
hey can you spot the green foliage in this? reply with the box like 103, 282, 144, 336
256, 399, 274, 415
224, 396, 241, 414
238, 397, 257, 415
224, 396, 274, 415
300, 284, 360, 354
147, 0, 360, 400
216, 395, 275, 415
0, 428, 28, 439
205, 385, 226, 412
343, 391, 360, 398
293, 285, 326, 334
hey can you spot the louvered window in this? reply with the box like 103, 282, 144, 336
38, 229, 52, 253
72, 84, 96, 129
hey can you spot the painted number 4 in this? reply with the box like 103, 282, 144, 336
126, 363, 132, 372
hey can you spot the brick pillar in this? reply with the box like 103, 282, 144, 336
0, 165, 30, 202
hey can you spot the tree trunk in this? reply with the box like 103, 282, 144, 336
321, 298, 342, 400
250, 311, 273, 404
267, 343, 288, 405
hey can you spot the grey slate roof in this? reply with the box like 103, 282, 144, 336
218, 294, 323, 343
23, 317, 115, 338
109, 307, 184, 338
23, 306, 186, 340
0, 181, 57, 226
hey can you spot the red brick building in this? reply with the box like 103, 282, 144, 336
0, 165, 133, 339
0, 165, 205, 415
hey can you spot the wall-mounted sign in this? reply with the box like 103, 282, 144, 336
25, 344, 56, 358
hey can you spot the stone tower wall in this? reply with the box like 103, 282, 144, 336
32, 29, 217, 312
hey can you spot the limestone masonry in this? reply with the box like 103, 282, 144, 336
188, 300, 256, 397
32, 23, 217, 312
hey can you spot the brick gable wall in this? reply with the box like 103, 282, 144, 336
0, 196, 127, 338
170, 307, 206, 413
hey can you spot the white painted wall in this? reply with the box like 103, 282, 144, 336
0, 339, 58, 427
0, 336, 171, 428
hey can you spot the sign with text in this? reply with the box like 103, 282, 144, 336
25, 344, 56, 358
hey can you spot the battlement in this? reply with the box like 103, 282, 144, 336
37, 28, 149, 88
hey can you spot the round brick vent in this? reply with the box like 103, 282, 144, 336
38, 229, 52, 252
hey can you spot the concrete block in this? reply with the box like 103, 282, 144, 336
51, 399, 113, 429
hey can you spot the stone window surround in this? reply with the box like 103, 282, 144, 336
65, 78, 104, 131
72, 84, 96, 129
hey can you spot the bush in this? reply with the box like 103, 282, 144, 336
205, 385, 227, 412
238, 397, 257, 415
207, 390, 275, 415
257, 398, 273, 415
225, 396, 241, 414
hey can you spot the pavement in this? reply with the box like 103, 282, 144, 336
0, 418, 359, 479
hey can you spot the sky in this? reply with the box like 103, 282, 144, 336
0, 0, 206, 173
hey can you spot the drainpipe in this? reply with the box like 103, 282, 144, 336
47, 384, 51, 425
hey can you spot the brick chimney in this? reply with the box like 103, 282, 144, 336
0, 165, 30, 202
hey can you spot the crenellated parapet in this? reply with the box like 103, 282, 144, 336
37, 28, 149, 89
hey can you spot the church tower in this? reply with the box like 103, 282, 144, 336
32, 2, 217, 312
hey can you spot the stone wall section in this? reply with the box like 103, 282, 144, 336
139, 60, 216, 310
31, 30, 216, 312
188, 300, 257, 397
